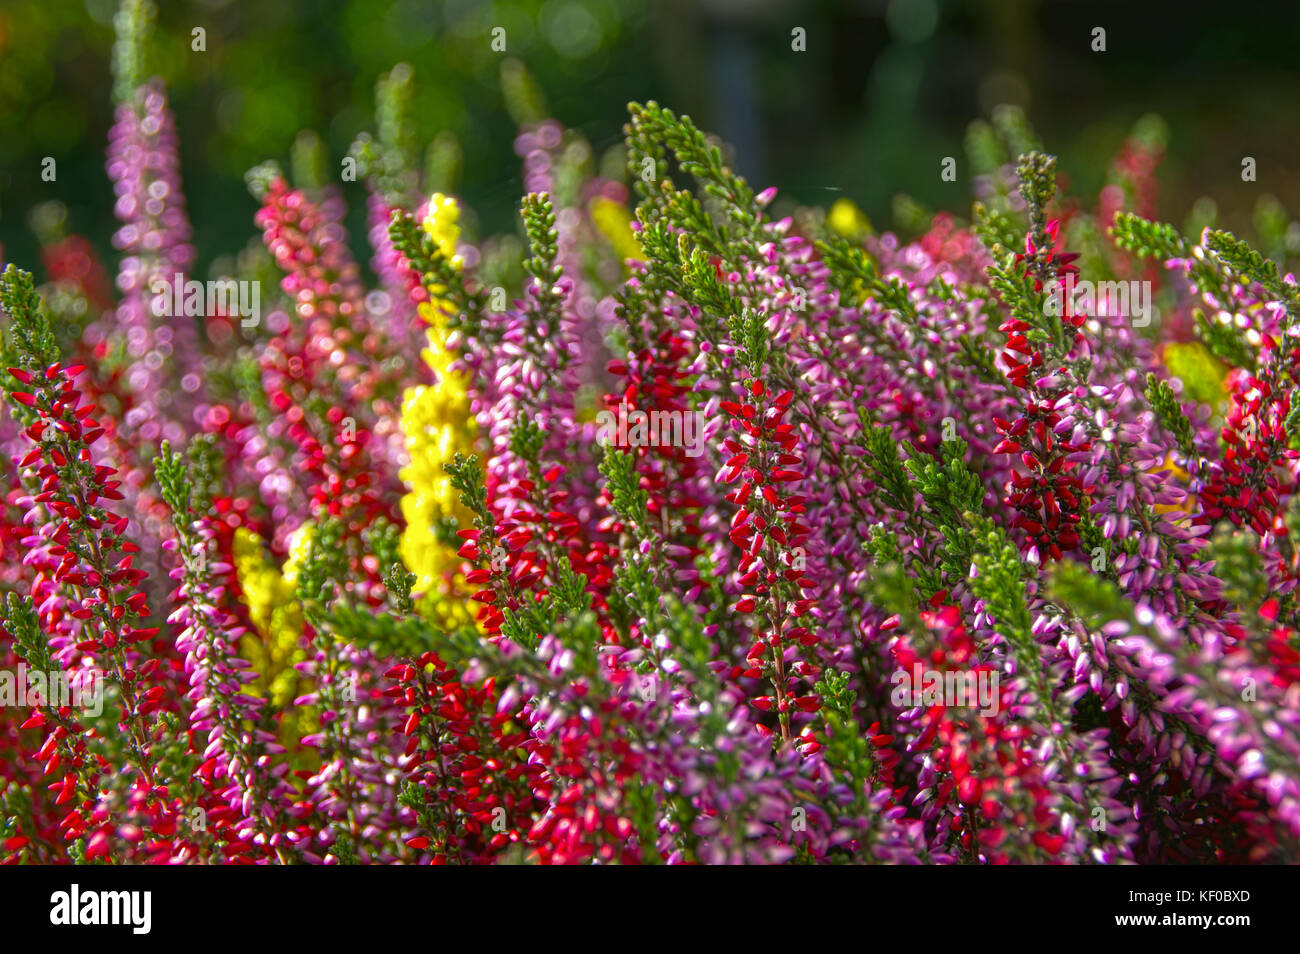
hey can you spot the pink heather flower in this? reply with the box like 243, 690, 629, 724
105, 80, 200, 444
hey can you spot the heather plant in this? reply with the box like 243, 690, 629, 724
2, 2, 1300, 866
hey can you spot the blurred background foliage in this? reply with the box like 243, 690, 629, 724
3, 0, 1300, 279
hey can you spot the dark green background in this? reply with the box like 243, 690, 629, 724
2, 0, 1298, 279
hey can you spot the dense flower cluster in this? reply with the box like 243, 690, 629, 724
2, 12, 1300, 864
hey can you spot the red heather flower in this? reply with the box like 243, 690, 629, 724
718, 379, 819, 743
11, 364, 148, 629
0, 614, 104, 865
603, 328, 709, 555
1257, 601, 1300, 688
524, 701, 646, 865
257, 178, 367, 336
1016, 219, 1080, 296
1200, 367, 1299, 537
257, 189, 361, 417
256, 177, 396, 416
888, 602, 1069, 863
386, 654, 538, 863
6, 362, 174, 847
56, 359, 177, 611
457, 448, 617, 645
455, 527, 508, 639
1194, 335, 1300, 624
994, 221, 1090, 561
256, 179, 400, 566
994, 403, 1090, 561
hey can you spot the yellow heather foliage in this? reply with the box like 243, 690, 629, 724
589, 195, 642, 267
232, 530, 310, 717
399, 385, 478, 628
398, 194, 479, 629
422, 192, 460, 258
418, 192, 463, 329
416, 192, 463, 367
828, 197, 873, 240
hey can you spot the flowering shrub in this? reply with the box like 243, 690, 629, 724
3, 10, 1300, 866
